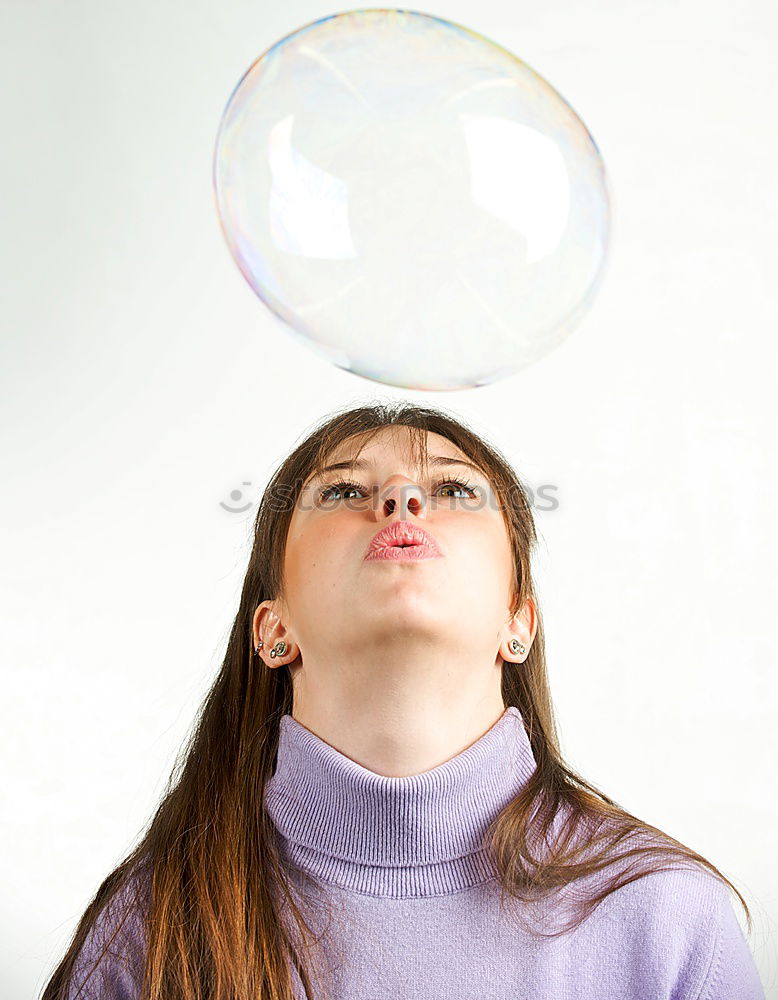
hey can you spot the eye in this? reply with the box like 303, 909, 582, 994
318, 476, 479, 502
433, 476, 479, 499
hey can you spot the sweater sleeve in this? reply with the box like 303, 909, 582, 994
696, 881, 765, 1000
64, 885, 147, 1000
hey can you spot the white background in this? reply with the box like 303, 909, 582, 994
1, 1, 776, 997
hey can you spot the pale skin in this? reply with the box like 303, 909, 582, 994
253, 425, 537, 779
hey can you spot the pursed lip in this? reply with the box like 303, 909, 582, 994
364, 521, 442, 558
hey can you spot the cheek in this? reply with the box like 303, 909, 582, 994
283, 536, 325, 626
285, 520, 350, 591
461, 524, 515, 599
286, 529, 320, 584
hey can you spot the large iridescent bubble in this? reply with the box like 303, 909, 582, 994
213, 9, 611, 391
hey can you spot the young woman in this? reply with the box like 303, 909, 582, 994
43, 401, 764, 1000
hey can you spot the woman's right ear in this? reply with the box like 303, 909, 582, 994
252, 601, 294, 667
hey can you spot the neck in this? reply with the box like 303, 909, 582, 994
289, 652, 506, 777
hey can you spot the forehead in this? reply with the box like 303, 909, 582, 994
296, 428, 487, 505
326, 426, 463, 464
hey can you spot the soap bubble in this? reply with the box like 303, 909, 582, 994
213, 9, 611, 391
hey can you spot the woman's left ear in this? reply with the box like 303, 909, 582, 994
502, 597, 537, 661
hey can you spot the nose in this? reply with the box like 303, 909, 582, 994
376, 477, 428, 521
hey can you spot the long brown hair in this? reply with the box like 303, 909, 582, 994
41, 400, 753, 1000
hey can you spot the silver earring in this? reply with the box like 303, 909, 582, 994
509, 639, 526, 655
255, 638, 263, 654
270, 640, 287, 659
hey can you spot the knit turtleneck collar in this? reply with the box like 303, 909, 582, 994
263, 705, 537, 898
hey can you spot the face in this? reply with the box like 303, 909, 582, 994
263, 426, 519, 674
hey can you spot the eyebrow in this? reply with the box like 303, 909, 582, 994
310, 456, 486, 480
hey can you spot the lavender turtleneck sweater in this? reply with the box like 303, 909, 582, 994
64, 707, 765, 999
262, 706, 764, 1000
